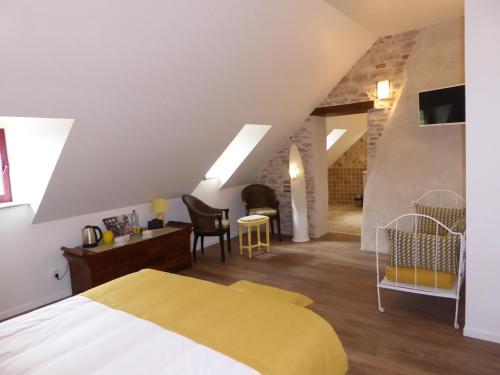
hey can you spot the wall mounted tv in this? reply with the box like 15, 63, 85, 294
418, 84, 465, 126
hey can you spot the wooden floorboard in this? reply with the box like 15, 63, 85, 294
180, 233, 500, 375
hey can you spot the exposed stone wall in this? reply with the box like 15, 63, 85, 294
366, 108, 391, 170
255, 29, 420, 237
332, 133, 367, 168
320, 30, 418, 107
321, 30, 419, 169
329, 134, 367, 204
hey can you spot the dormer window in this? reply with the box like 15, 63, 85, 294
326, 129, 347, 150
205, 124, 271, 186
0, 129, 12, 203
0, 117, 73, 212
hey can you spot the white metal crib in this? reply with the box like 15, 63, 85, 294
376, 213, 465, 329
412, 189, 466, 209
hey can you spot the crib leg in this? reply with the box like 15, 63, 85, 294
377, 285, 384, 313
454, 297, 460, 329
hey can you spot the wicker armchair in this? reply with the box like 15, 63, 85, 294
182, 195, 231, 262
241, 184, 281, 241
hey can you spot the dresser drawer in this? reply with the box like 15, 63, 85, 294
63, 224, 192, 294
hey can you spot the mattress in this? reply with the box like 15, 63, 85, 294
0, 269, 348, 375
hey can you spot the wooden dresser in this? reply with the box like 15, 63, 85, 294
61, 222, 192, 294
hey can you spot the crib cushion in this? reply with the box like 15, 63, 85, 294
385, 266, 456, 289
385, 228, 461, 274
414, 203, 465, 235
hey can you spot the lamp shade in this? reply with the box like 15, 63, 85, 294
150, 197, 169, 214
376, 80, 391, 100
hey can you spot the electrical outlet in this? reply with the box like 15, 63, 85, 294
50, 268, 60, 280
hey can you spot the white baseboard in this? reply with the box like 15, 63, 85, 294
464, 326, 500, 344
0, 289, 71, 321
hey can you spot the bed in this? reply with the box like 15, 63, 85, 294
0, 269, 348, 375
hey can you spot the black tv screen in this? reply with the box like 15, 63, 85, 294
419, 85, 465, 126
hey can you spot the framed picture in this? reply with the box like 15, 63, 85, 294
102, 214, 133, 236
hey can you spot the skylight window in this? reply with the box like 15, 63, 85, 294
205, 124, 271, 185
0, 117, 73, 211
326, 129, 347, 150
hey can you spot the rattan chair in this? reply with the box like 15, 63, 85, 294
182, 195, 231, 262
241, 184, 281, 241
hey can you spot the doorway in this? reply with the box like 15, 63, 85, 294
325, 113, 367, 236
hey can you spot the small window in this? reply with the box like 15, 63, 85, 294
0, 129, 12, 203
326, 129, 347, 150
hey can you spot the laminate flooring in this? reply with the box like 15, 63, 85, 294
181, 233, 500, 375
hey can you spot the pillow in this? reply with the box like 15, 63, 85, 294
229, 280, 313, 307
414, 203, 465, 235
385, 228, 460, 274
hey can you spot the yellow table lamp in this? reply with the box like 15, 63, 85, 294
151, 197, 170, 224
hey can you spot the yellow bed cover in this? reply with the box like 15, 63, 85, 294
83, 269, 348, 375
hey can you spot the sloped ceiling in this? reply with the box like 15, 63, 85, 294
0, 0, 374, 222
325, 0, 464, 36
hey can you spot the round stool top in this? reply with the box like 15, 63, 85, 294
237, 215, 269, 224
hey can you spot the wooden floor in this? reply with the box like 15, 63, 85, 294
181, 233, 500, 375
329, 203, 363, 235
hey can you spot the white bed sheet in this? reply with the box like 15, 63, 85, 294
0, 296, 259, 375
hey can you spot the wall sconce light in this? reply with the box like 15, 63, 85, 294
376, 80, 391, 100
289, 165, 298, 180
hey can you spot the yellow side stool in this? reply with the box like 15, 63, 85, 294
237, 215, 270, 258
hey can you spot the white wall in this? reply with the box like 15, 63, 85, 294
0, 183, 246, 320
0, 0, 374, 224
326, 113, 367, 166
324, 0, 464, 37
362, 18, 465, 252
464, 0, 500, 344
0, 117, 72, 211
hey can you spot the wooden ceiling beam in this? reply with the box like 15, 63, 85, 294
310, 101, 374, 117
